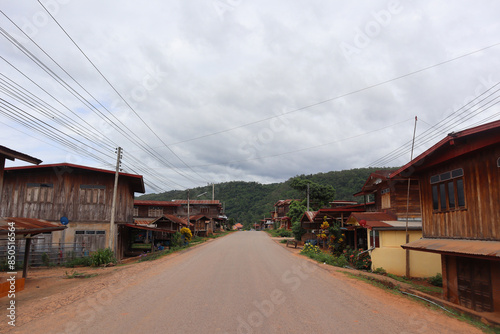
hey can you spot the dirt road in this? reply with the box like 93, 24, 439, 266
2, 231, 484, 333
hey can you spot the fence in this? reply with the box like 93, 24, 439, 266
0, 241, 91, 269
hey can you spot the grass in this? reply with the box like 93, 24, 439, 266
64, 270, 98, 279
342, 271, 500, 333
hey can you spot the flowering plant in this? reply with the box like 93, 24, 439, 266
301, 242, 321, 255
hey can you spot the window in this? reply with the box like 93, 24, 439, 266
148, 206, 163, 217
26, 183, 54, 202
430, 168, 465, 211
381, 188, 391, 209
371, 230, 380, 248
133, 206, 139, 216
79, 185, 106, 204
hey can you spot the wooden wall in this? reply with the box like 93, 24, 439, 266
1, 168, 136, 223
419, 145, 500, 240
373, 179, 421, 218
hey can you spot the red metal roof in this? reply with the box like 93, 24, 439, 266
189, 214, 210, 221
171, 200, 221, 205
5, 163, 145, 193
391, 119, 500, 178
125, 223, 176, 234
301, 211, 318, 223
0, 217, 66, 235
402, 238, 500, 260
347, 212, 397, 228
133, 218, 156, 225
134, 200, 181, 207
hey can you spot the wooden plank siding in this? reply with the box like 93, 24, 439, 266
1, 168, 136, 223
419, 145, 500, 240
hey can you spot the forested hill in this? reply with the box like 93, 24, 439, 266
136, 167, 394, 226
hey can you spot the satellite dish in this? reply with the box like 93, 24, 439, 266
60, 216, 69, 225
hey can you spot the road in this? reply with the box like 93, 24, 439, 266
11, 231, 482, 333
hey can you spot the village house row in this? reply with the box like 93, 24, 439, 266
0, 119, 499, 319
258, 120, 500, 318
0, 154, 227, 262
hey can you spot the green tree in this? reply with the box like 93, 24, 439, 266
290, 178, 335, 209
292, 221, 306, 241
227, 218, 236, 230
287, 200, 307, 224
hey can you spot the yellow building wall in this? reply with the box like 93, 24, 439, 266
368, 229, 441, 278
52, 222, 111, 245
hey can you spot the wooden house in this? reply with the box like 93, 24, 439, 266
133, 199, 224, 236
392, 120, 500, 315
347, 170, 441, 277
300, 204, 367, 244
272, 199, 299, 230
0, 163, 145, 258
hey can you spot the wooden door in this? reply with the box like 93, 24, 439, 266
457, 257, 493, 312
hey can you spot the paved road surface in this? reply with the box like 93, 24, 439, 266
14, 232, 482, 333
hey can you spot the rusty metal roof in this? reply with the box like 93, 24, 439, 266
134, 200, 181, 207
125, 223, 176, 234
402, 238, 500, 260
0, 217, 66, 235
171, 200, 221, 205
133, 218, 156, 225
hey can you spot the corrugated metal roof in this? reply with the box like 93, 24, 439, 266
134, 200, 181, 207
125, 223, 176, 234
171, 200, 221, 205
0, 217, 66, 235
402, 238, 500, 259
133, 218, 156, 225
391, 119, 500, 178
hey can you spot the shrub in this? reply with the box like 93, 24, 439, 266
65, 256, 92, 268
180, 227, 192, 243
171, 232, 183, 248
41, 252, 51, 267
373, 267, 387, 275
428, 273, 443, 287
292, 221, 306, 241
343, 248, 371, 270
91, 248, 116, 267
278, 229, 293, 238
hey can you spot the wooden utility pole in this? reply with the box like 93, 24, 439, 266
307, 183, 310, 211
212, 183, 215, 200
109, 147, 122, 255
405, 117, 417, 277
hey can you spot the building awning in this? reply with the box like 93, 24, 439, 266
0, 217, 66, 236
125, 224, 176, 234
402, 238, 500, 260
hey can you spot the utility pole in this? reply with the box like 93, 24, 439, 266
109, 147, 122, 256
187, 189, 190, 234
405, 117, 417, 277
307, 183, 310, 211
212, 183, 215, 200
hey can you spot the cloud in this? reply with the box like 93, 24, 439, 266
1, 0, 499, 192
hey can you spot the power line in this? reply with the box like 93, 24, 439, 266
34, 2, 210, 185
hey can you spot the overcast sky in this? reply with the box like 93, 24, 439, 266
1, 1, 499, 193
